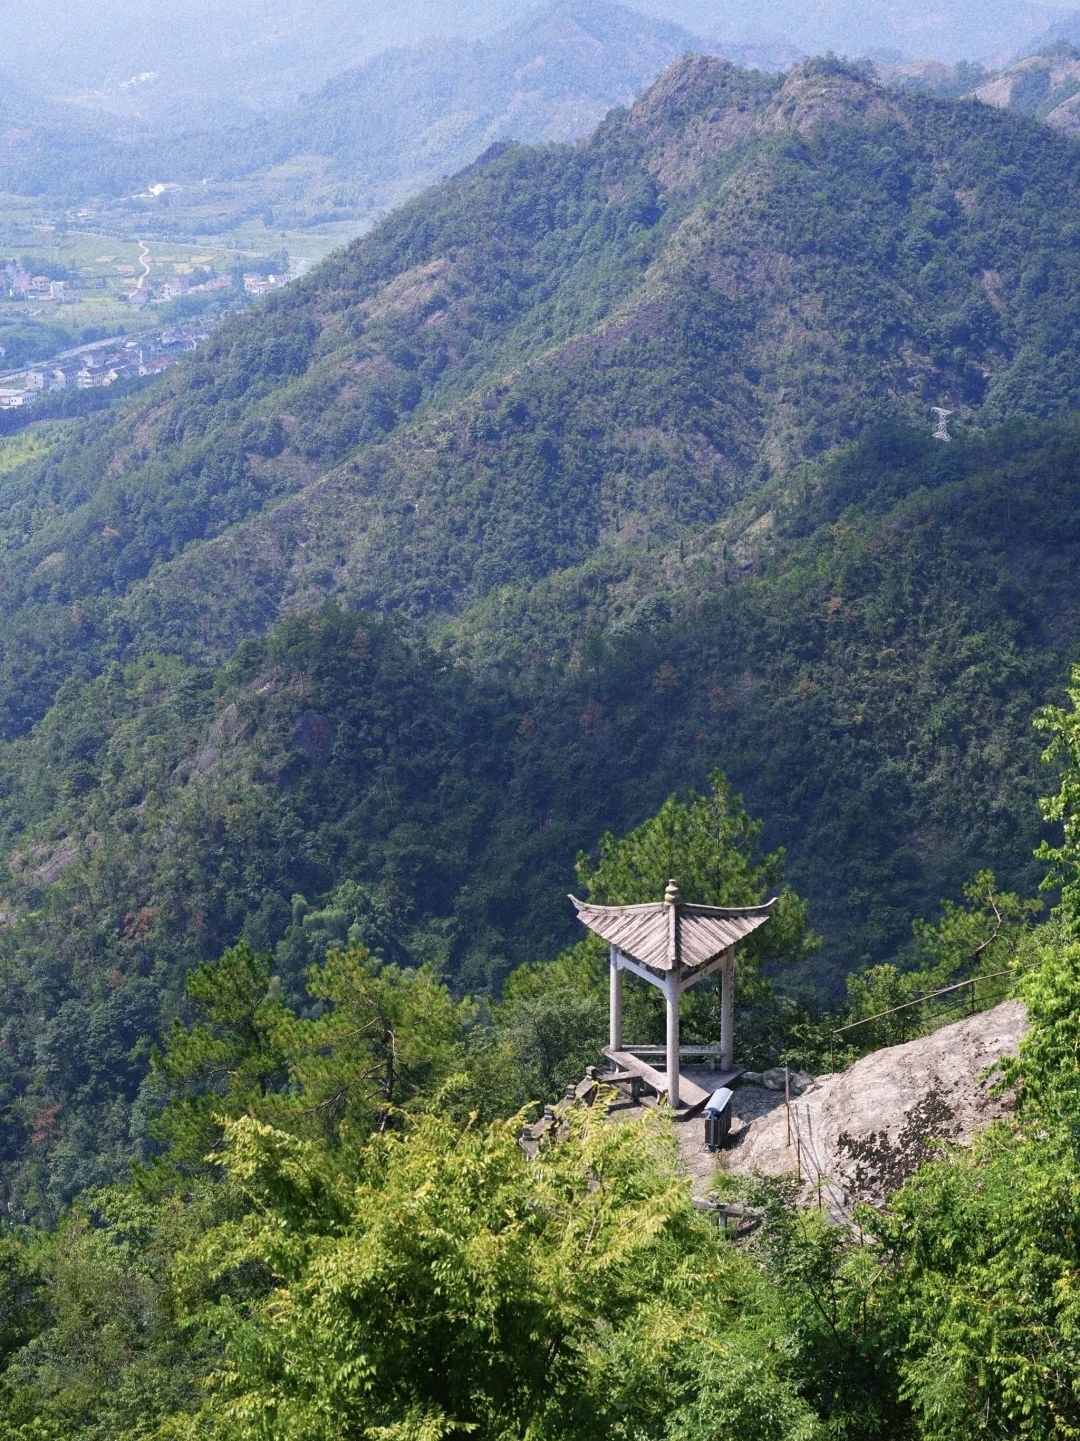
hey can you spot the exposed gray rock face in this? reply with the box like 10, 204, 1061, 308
760, 1066, 814, 1094
720, 1000, 1027, 1216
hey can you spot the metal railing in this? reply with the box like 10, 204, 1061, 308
829, 968, 1015, 1072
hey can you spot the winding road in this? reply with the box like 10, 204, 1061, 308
129, 239, 152, 296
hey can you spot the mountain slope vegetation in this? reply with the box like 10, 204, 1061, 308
0, 72, 146, 198
5, 57, 1080, 703
1, 414, 1075, 1216
0, 55, 1078, 1213
2, 692, 1079, 1438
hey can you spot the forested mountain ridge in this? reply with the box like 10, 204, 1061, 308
1, 55, 1080, 1215
5, 31, 1080, 1438
1, 414, 1076, 1215
5, 56, 1080, 715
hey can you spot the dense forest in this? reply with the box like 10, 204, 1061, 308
1, 56, 1080, 1213
1, 414, 1076, 1214
0, 671, 1077, 1438
0, 46, 1079, 1438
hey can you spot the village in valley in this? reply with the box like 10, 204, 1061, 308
0, 325, 209, 410
0, 252, 294, 410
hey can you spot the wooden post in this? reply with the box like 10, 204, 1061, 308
720, 949, 734, 1071
665, 970, 680, 1109
794, 1107, 802, 1183
609, 945, 623, 1052
785, 1065, 791, 1148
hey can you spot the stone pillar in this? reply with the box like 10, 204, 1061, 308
609, 945, 623, 1051
666, 969, 680, 1108
720, 949, 734, 1071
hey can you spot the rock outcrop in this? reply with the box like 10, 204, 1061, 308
720, 999, 1027, 1215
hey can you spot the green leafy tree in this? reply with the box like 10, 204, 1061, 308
467, 978, 607, 1119
908, 871, 1040, 992
144, 943, 291, 1182
270, 944, 475, 1148
1037, 664, 1080, 929
576, 769, 812, 967
858, 706, 1080, 1439
868, 933, 1080, 1440
163, 1106, 824, 1441
827, 873, 1040, 1063
0, 1196, 214, 1441
574, 771, 813, 1062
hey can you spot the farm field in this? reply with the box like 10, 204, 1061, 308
0, 191, 363, 368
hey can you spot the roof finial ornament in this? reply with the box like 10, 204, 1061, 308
664, 878, 680, 906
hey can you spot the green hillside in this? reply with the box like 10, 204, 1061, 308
5, 58, 1080, 713
1, 415, 1076, 1217
0, 56, 1079, 1214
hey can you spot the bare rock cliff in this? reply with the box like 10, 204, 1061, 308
719, 999, 1027, 1215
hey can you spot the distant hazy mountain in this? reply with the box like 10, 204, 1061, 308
15, 0, 555, 116
877, 40, 1080, 135
0, 67, 147, 198
13, 0, 1077, 116
0, 0, 796, 221
972, 44, 1080, 131
183, 0, 793, 221
650, 0, 1072, 63
1021, 7, 1080, 50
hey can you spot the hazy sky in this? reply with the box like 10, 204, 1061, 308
11, 0, 1077, 109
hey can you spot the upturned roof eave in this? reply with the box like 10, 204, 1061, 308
569, 894, 777, 973
568, 894, 778, 919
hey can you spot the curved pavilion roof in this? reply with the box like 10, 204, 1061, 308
569, 885, 775, 974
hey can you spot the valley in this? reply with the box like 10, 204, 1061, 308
1, 10, 1080, 1437
0, 52, 1078, 1220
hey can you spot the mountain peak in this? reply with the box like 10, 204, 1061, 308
618, 52, 895, 158
764, 56, 901, 134
633, 52, 740, 116
505, 0, 699, 53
